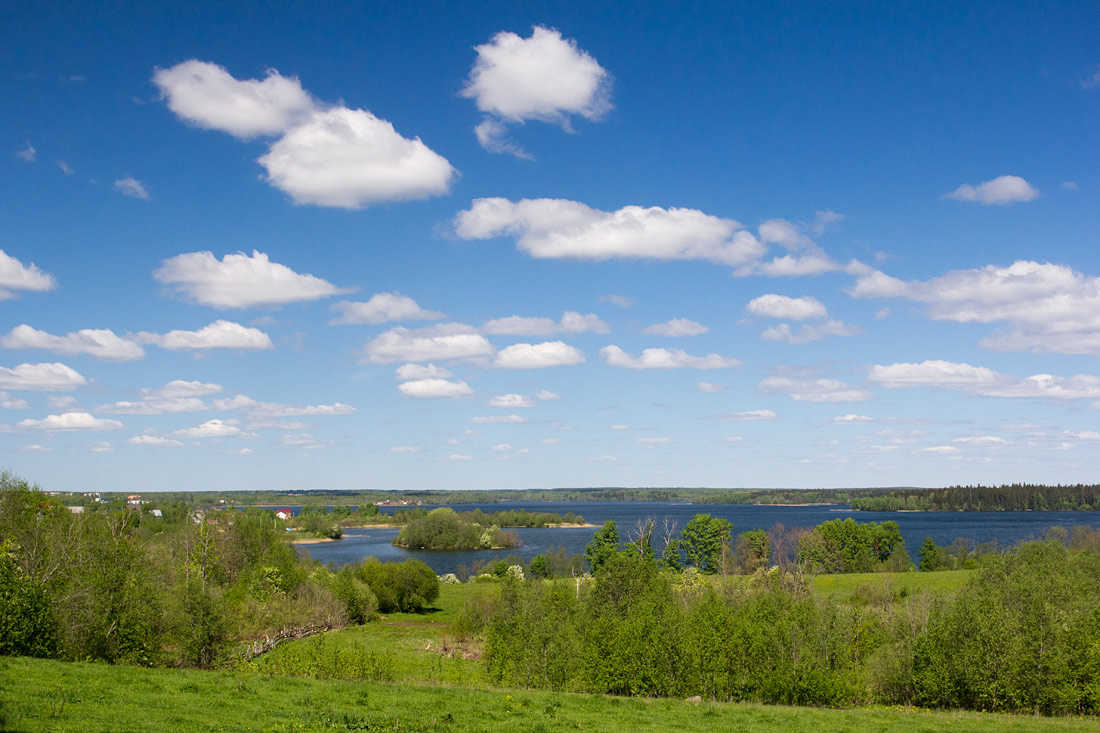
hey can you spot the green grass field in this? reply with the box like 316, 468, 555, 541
4, 656, 1097, 732
7, 569, 1089, 732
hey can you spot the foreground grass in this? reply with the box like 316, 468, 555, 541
3, 656, 1097, 732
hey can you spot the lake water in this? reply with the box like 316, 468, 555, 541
294, 501, 1100, 574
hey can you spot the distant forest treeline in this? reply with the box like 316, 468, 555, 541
848, 484, 1100, 512
82, 484, 1100, 512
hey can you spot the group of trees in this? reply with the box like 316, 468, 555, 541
465, 531, 1100, 714
582, 514, 910, 577
393, 508, 523, 550
0, 473, 438, 669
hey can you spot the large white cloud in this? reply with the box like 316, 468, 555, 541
1, 324, 145, 361
869, 360, 1100, 401
153, 60, 315, 138
98, 380, 222, 415
154, 60, 456, 208
455, 198, 765, 266
758, 376, 872, 403
0, 362, 86, 391
600, 345, 739, 370
258, 107, 456, 208
483, 311, 608, 336
135, 320, 274, 351
643, 319, 708, 337
155, 251, 345, 309
362, 323, 494, 364
397, 378, 474, 399
19, 412, 123, 431
461, 26, 611, 156
745, 294, 827, 320
0, 250, 56, 299
331, 293, 444, 325
495, 341, 585, 369
850, 260, 1100, 355
944, 175, 1039, 205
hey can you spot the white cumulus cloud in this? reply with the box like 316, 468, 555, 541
398, 378, 474, 399
745, 294, 827, 320
258, 106, 456, 208
600, 345, 739, 370
155, 60, 456, 208
1, 324, 145, 361
0, 250, 57, 299
362, 323, 494, 364
98, 380, 222, 415
535, 390, 559, 401
173, 418, 246, 438
19, 412, 123, 431
850, 260, 1100, 356
495, 341, 585, 369
455, 198, 765, 267
869, 360, 1100, 401
153, 60, 315, 138
155, 250, 345, 309
944, 175, 1039, 205
461, 26, 611, 156
0, 362, 86, 391
331, 293, 444, 325
490, 393, 534, 408
134, 320, 274, 351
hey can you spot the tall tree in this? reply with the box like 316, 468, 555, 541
584, 520, 620, 573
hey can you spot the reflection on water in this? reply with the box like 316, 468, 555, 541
297, 501, 1100, 575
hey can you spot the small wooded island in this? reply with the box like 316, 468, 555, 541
392, 507, 586, 550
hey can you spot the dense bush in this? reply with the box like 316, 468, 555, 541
352, 558, 439, 613
913, 540, 1100, 714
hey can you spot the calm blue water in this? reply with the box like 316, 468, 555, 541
295, 501, 1100, 574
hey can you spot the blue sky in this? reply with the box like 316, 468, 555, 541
3, 1, 1100, 492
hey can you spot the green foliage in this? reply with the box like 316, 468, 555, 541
354, 558, 440, 613
584, 520, 620, 573
329, 566, 378, 623
680, 514, 732, 574
913, 540, 1100, 714
797, 518, 905, 574
734, 529, 771, 573
0, 541, 57, 658
393, 508, 523, 550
